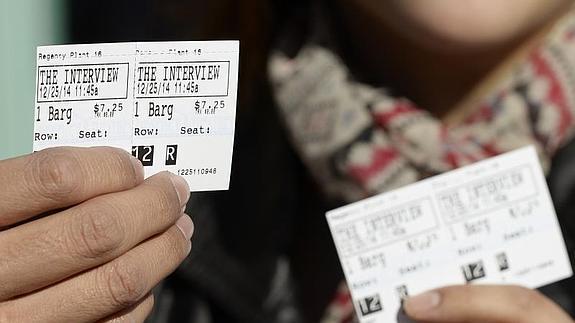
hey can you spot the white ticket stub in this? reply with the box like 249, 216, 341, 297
326, 146, 573, 323
34, 41, 239, 191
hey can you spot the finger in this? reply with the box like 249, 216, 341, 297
404, 285, 574, 323
99, 294, 154, 323
2, 221, 192, 323
0, 146, 144, 228
0, 172, 190, 300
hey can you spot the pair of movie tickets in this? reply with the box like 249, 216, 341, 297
34, 42, 572, 323
327, 146, 573, 322
34, 41, 239, 191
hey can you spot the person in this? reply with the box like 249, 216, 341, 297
0, 147, 193, 322
3, 1, 575, 322
268, 0, 575, 322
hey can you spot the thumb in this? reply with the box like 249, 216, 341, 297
403, 285, 573, 323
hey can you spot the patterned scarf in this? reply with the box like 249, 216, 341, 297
269, 7, 575, 323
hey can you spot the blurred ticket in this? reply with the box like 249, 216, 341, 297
34, 41, 239, 191
326, 146, 572, 323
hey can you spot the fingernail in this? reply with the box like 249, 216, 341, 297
404, 291, 441, 314
176, 214, 194, 240
170, 174, 190, 206
130, 156, 144, 181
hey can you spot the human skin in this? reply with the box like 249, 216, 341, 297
337, 0, 573, 116
347, 0, 572, 52
0, 147, 193, 322
404, 285, 574, 323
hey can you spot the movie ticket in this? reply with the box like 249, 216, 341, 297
326, 146, 572, 323
34, 41, 239, 191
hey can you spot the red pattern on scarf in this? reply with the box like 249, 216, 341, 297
348, 148, 399, 186
372, 100, 420, 126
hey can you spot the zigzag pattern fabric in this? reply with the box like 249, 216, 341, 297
270, 11, 575, 204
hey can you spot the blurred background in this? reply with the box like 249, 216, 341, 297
0, 0, 67, 159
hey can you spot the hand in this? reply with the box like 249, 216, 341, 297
404, 285, 574, 323
0, 147, 193, 323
